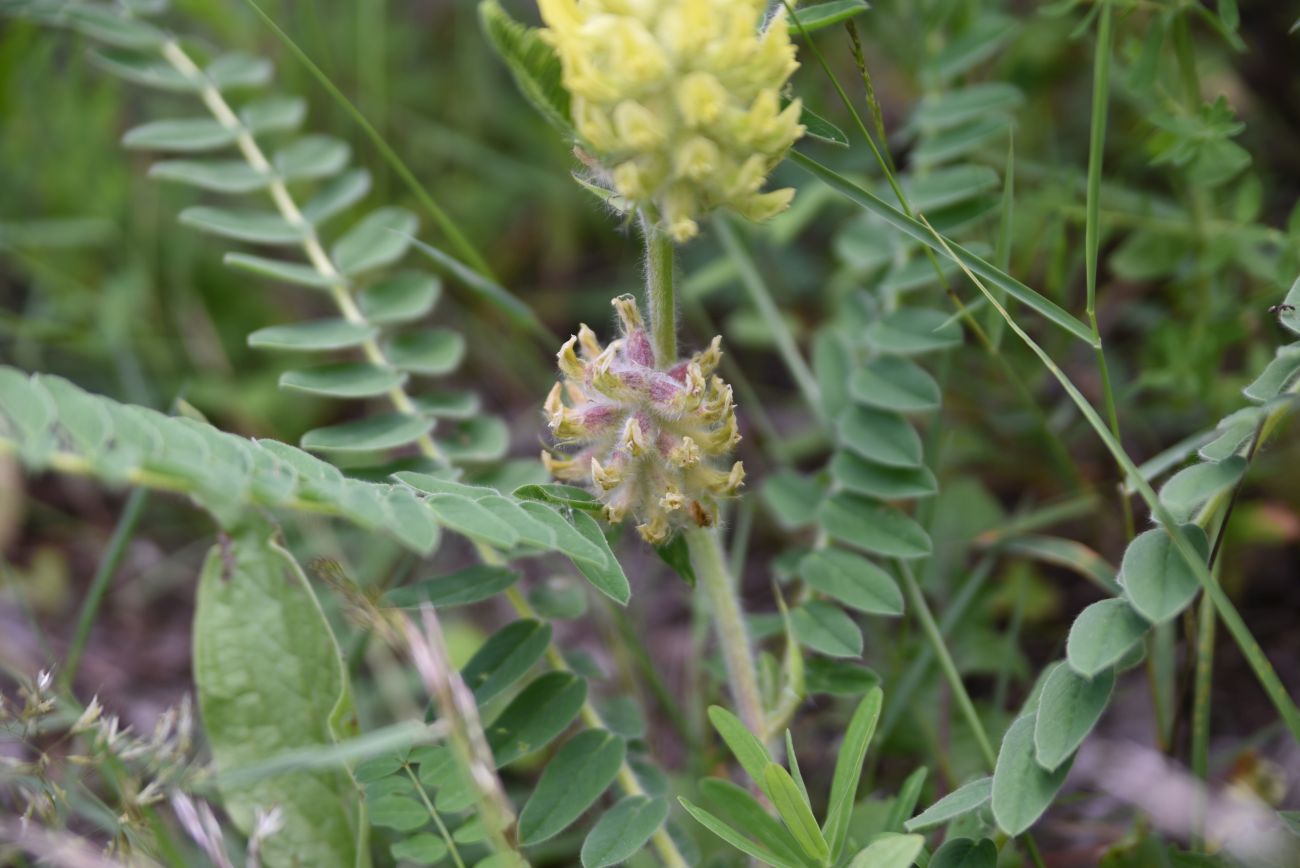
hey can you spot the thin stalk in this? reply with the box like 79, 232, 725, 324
1083, 0, 1134, 539
1190, 590, 1214, 849
642, 217, 677, 365
241, 0, 494, 279
712, 217, 823, 422
920, 215, 1300, 742
61, 487, 148, 689
684, 526, 766, 742
158, 39, 449, 466
897, 561, 998, 769
403, 765, 466, 868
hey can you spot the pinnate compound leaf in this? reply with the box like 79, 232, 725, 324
1158, 457, 1246, 523
837, 405, 924, 468
1067, 598, 1150, 677
151, 159, 270, 193
991, 714, 1072, 836
849, 356, 941, 412
194, 525, 357, 868
279, 363, 404, 398
1033, 664, 1114, 771
359, 272, 441, 324
581, 795, 669, 868
248, 319, 376, 351
390, 833, 448, 865
300, 414, 433, 453
123, 117, 236, 151
823, 687, 883, 858
905, 777, 992, 831
518, 730, 625, 844
1121, 524, 1209, 624
384, 564, 519, 609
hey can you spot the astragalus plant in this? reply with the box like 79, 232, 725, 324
1, 0, 1299, 867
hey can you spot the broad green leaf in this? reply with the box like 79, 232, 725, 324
791, 601, 862, 658
279, 363, 404, 398
42, 375, 111, 459
240, 95, 307, 134
518, 730, 625, 844
437, 415, 511, 463
597, 696, 646, 740
386, 329, 467, 376
813, 329, 855, 420
806, 658, 879, 696
904, 777, 992, 831
517, 501, 609, 567
761, 470, 827, 530
486, 672, 587, 767
381, 487, 442, 554
764, 763, 829, 862
798, 102, 850, 147
800, 548, 903, 615
1158, 457, 1246, 523
303, 169, 372, 225
930, 838, 998, 868
991, 714, 1072, 836
849, 356, 941, 412
424, 492, 519, 548
1243, 344, 1300, 402
790, 152, 1097, 345
461, 620, 552, 704
913, 83, 1023, 131
907, 165, 1002, 211
300, 414, 433, 453
414, 390, 480, 419
581, 795, 669, 868
529, 579, 589, 619
123, 117, 236, 151
791, 0, 870, 33
837, 406, 923, 468
92, 48, 195, 90
1033, 665, 1114, 771
384, 564, 519, 609
273, 135, 350, 182
369, 794, 427, 831
678, 797, 803, 868
151, 159, 270, 193
194, 525, 357, 868
1067, 598, 1151, 677
707, 705, 772, 791
513, 482, 603, 511
848, 833, 924, 867
249, 319, 376, 351
66, 5, 165, 48
224, 252, 332, 288
359, 272, 441, 324
570, 510, 631, 604
473, 495, 557, 550
829, 451, 938, 500
1121, 524, 1209, 624
207, 53, 274, 90
654, 533, 697, 587
332, 207, 419, 276
1198, 408, 1261, 462
823, 687, 883, 857
0, 368, 56, 463
863, 308, 963, 356
913, 115, 1007, 166
818, 493, 933, 559
931, 14, 1017, 81
390, 834, 448, 865
181, 206, 303, 244
479, 0, 573, 136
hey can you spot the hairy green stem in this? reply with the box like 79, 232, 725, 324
1190, 590, 1214, 849
643, 217, 677, 365
685, 526, 766, 742
897, 561, 998, 769
61, 487, 148, 689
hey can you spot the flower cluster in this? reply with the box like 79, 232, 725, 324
539, 0, 805, 241
543, 296, 745, 543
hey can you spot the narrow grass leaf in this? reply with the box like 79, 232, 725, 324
822, 686, 883, 858
764, 763, 829, 862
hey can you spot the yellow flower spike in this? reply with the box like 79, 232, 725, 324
539, 0, 804, 240
737, 187, 796, 222
543, 296, 743, 540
